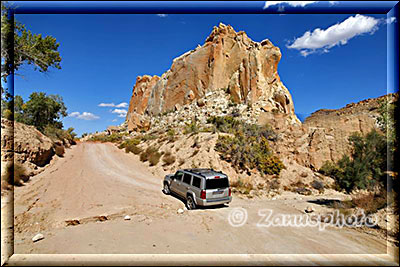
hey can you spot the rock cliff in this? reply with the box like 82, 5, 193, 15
268, 93, 397, 170
126, 23, 299, 131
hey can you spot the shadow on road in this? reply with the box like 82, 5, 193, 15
161, 190, 229, 210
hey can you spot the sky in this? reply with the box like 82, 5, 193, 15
12, 3, 397, 136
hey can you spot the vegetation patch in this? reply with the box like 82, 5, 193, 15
118, 138, 142, 154
162, 151, 176, 166
318, 129, 387, 193
230, 178, 254, 195
140, 146, 161, 166
183, 120, 200, 135
88, 133, 125, 143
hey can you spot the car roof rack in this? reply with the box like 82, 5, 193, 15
183, 168, 224, 177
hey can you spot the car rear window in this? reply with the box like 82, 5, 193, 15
182, 173, 192, 185
192, 176, 201, 188
206, 178, 229, 189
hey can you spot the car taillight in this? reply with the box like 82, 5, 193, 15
200, 190, 206, 199
228, 188, 231, 196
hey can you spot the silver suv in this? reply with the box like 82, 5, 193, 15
163, 168, 232, 210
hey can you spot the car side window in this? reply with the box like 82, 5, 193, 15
192, 176, 201, 188
175, 172, 183, 182
182, 173, 192, 185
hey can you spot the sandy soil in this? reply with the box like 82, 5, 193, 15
9, 142, 398, 264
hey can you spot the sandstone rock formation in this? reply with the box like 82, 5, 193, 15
269, 93, 397, 170
126, 23, 299, 131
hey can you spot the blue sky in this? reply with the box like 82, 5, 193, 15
13, 9, 395, 136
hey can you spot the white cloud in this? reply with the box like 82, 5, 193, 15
69, 111, 100, 120
387, 17, 397, 24
98, 103, 115, 107
264, 1, 338, 8
287, 14, 380, 56
115, 102, 128, 108
264, 1, 318, 8
98, 102, 128, 108
111, 109, 127, 118
157, 14, 167, 18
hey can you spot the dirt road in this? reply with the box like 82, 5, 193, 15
11, 142, 397, 264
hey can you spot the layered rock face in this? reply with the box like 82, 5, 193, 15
268, 93, 397, 170
1, 118, 71, 180
126, 23, 299, 131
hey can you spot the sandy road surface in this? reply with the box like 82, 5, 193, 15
9, 142, 398, 264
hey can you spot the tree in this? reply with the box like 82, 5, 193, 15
13, 95, 26, 122
21, 92, 67, 131
1, 2, 62, 84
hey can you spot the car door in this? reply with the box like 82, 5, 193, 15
180, 173, 193, 196
170, 171, 183, 194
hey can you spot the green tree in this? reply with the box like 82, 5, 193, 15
1, 2, 62, 83
13, 95, 26, 123
320, 129, 387, 193
22, 92, 67, 131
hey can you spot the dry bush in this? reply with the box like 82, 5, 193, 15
191, 149, 200, 157
162, 151, 176, 166
231, 178, 253, 195
140, 146, 162, 166
124, 141, 142, 154
140, 146, 157, 162
290, 180, 312, 195
351, 193, 387, 215
149, 151, 162, 166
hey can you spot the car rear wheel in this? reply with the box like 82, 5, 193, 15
163, 183, 170, 195
186, 195, 196, 210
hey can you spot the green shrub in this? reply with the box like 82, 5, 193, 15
207, 115, 277, 141
43, 125, 77, 145
166, 128, 176, 142
211, 115, 283, 175
215, 132, 284, 175
319, 161, 340, 177
183, 120, 200, 135
144, 134, 158, 141
119, 138, 142, 153
319, 129, 387, 193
